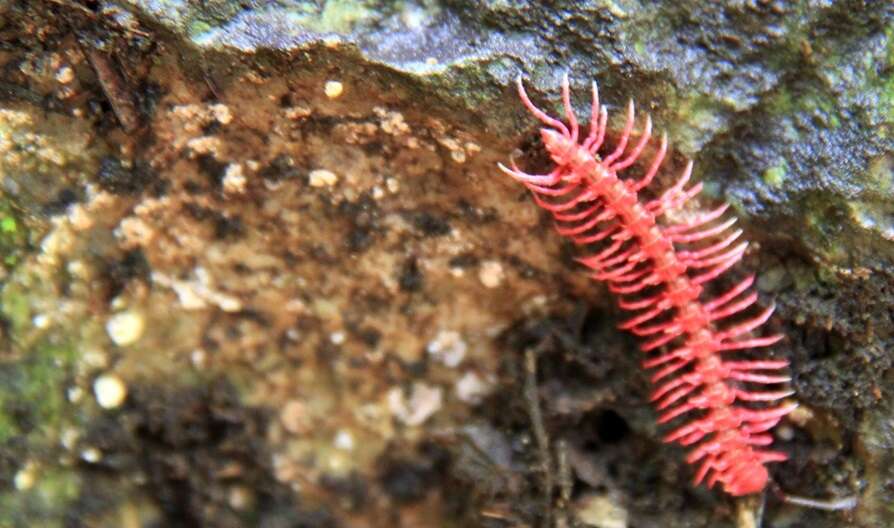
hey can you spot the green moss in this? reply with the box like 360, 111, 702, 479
763, 161, 789, 188
765, 89, 794, 116
279, 0, 377, 35
0, 340, 76, 443
633, 40, 645, 55
881, 72, 894, 122
0, 330, 79, 522
318, 0, 373, 33
0, 209, 28, 271
670, 94, 728, 151
0, 467, 81, 527
189, 20, 213, 37
867, 155, 894, 193
1, 283, 31, 338
764, 87, 841, 128
1, 216, 17, 234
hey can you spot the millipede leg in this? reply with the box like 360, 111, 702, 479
560, 73, 579, 141
588, 107, 608, 155
611, 114, 653, 171
497, 161, 563, 186
630, 132, 667, 191
516, 76, 570, 136
604, 100, 636, 165
582, 81, 602, 150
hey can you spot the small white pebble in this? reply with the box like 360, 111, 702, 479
32, 314, 50, 329
776, 423, 795, 441
387, 382, 443, 426
309, 169, 338, 187
479, 260, 505, 288
228, 485, 253, 510
326, 452, 350, 474
285, 299, 307, 314
82, 349, 109, 369
330, 331, 346, 345
324, 80, 344, 99
788, 405, 814, 427
222, 163, 247, 194
67, 259, 86, 277
334, 430, 354, 451
280, 400, 309, 434
13, 463, 36, 490
284, 106, 312, 120
60, 428, 79, 450
81, 447, 102, 463
215, 295, 243, 313
56, 66, 74, 84
93, 373, 128, 409
67, 386, 84, 403
455, 372, 492, 404
576, 493, 629, 528
372, 186, 385, 199
211, 103, 233, 125
191, 349, 207, 369
106, 310, 145, 346
68, 204, 93, 230
385, 177, 400, 193
427, 330, 467, 367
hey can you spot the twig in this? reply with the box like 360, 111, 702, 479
83, 47, 140, 132
524, 345, 554, 526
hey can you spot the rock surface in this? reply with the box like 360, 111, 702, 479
0, 1, 892, 527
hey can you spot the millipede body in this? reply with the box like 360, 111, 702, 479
499, 75, 796, 496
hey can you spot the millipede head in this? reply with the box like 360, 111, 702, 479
540, 127, 576, 165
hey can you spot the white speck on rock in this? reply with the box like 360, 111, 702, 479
32, 313, 50, 329
93, 373, 127, 409
330, 331, 346, 345
105, 311, 144, 346
60, 428, 79, 450
385, 177, 400, 193
309, 169, 338, 187
191, 349, 207, 369
479, 260, 505, 288
152, 270, 242, 312
222, 163, 247, 194
80, 447, 102, 464
324, 80, 344, 99
13, 462, 36, 490
56, 66, 74, 84
334, 430, 354, 451
228, 485, 253, 510
455, 371, 493, 404
576, 493, 628, 528
66, 386, 84, 403
427, 330, 467, 367
211, 103, 233, 125
280, 400, 310, 435
387, 382, 443, 426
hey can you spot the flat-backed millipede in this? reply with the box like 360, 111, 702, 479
499, 74, 797, 496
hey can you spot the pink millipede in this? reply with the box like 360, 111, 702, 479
499, 74, 797, 496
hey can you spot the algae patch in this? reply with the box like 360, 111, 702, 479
763, 161, 789, 188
